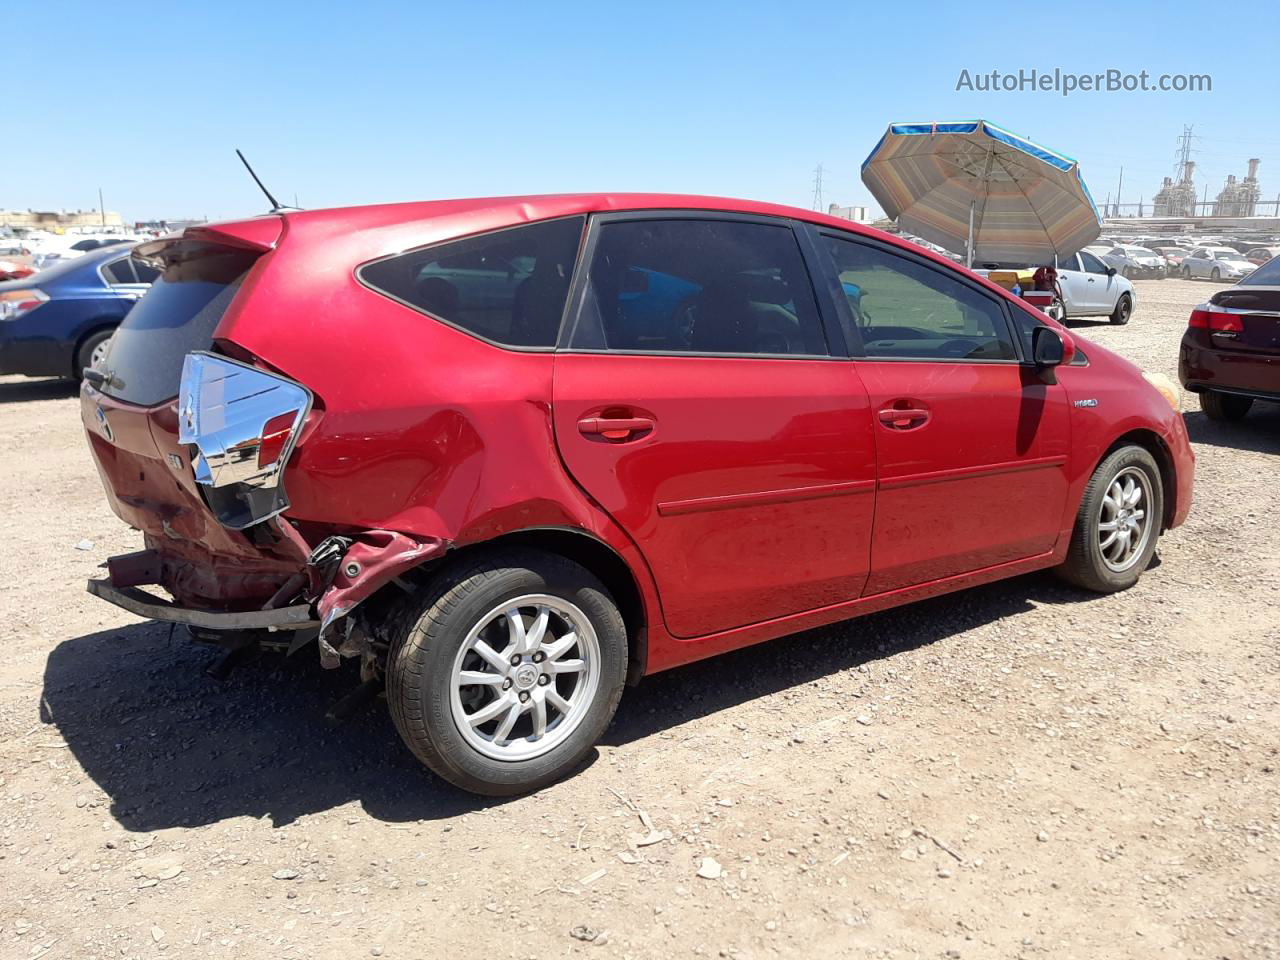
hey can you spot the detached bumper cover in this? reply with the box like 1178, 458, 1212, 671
86, 578, 320, 630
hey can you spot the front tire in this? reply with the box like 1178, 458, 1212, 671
1057, 446, 1163, 593
385, 549, 628, 796
1109, 293, 1132, 325
1200, 390, 1253, 421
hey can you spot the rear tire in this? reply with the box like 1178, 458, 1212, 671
1182, 266, 1191, 279
1109, 293, 1132, 325
1200, 390, 1253, 421
75, 329, 114, 380
1057, 445, 1163, 594
1211, 267, 1221, 282
385, 549, 628, 796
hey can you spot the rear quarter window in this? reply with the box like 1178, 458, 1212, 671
99, 242, 259, 406
357, 216, 585, 349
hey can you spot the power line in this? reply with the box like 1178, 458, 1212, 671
811, 163, 824, 211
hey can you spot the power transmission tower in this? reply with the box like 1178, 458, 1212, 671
811, 164, 825, 211
1174, 125, 1198, 179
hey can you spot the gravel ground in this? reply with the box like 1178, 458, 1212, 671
1, 277, 1277, 960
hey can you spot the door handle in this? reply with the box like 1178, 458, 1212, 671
877, 407, 930, 430
577, 415, 656, 440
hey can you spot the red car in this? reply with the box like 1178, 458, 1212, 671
80, 194, 1194, 795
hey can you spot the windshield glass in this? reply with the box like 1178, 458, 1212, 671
1213, 251, 1241, 260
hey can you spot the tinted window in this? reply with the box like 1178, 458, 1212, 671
571, 218, 826, 356
132, 260, 160, 284
1079, 251, 1109, 274
825, 236, 1014, 361
1057, 253, 1080, 271
358, 217, 584, 348
1240, 254, 1280, 286
100, 242, 259, 407
101, 258, 136, 284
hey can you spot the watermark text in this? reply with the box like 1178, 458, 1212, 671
956, 68, 1211, 96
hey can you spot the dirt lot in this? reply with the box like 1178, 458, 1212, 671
1, 277, 1277, 960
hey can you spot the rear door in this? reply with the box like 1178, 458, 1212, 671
1078, 250, 1115, 311
813, 229, 1071, 595
552, 213, 878, 639
1054, 253, 1091, 315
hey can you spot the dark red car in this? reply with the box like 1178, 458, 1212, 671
81, 194, 1194, 795
1180, 254, 1280, 420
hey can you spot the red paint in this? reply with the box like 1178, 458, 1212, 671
82, 193, 1195, 676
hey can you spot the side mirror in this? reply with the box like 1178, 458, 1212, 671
1106, 266, 1117, 276
1032, 326, 1075, 383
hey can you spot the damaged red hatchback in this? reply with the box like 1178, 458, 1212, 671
82, 194, 1194, 795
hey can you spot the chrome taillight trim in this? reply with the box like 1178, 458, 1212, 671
178, 351, 312, 496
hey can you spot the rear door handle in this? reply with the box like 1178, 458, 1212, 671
577, 415, 656, 440
877, 407, 930, 430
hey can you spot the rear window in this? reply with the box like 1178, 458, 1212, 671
357, 216, 585, 348
99, 242, 259, 406
1240, 255, 1280, 286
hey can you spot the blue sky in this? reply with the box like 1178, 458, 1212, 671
13, 0, 1280, 222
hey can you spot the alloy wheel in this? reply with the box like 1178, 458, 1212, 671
89, 336, 112, 370
448, 594, 601, 762
1098, 467, 1154, 573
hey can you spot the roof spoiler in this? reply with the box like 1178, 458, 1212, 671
133, 214, 284, 261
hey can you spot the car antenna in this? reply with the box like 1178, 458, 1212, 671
235, 149, 295, 212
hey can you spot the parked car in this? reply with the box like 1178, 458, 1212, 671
1050, 249, 1137, 323
1244, 246, 1280, 266
0, 241, 35, 281
1092, 244, 1167, 279
1181, 247, 1257, 282
1179, 253, 1280, 420
80, 196, 1194, 795
1146, 245, 1192, 271
0, 244, 156, 379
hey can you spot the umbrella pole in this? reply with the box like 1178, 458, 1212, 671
967, 200, 975, 268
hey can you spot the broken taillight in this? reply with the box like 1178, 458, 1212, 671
177, 352, 312, 529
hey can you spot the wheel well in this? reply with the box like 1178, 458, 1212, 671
431, 529, 649, 684
71, 322, 118, 377
1105, 430, 1176, 531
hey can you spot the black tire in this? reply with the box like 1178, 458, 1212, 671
1109, 293, 1132, 325
1200, 390, 1253, 421
1120, 266, 1131, 280
385, 549, 627, 796
1211, 267, 1221, 282
1182, 266, 1191, 279
1057, 445, 1163, 594
75, 328, 114, 380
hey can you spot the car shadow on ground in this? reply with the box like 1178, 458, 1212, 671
42, 574, 1097, 830
0, 377, 77, 404
1183, 408, 1280, 454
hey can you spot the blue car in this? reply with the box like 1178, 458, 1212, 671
0, 245, 156, 380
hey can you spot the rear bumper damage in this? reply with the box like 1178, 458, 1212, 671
86, 531, 447, 667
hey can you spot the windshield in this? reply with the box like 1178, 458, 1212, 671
1213, 251, 1242, 260
99, 242, 259, 406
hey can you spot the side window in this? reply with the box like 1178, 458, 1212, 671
824, 235, 1015, 361
357, 216, 585, 348
1080, 251, 1109, 275
570, 219, 827, 356
101, 258, 137, 284
1057, 253, 1080, 271
132, 260, 160, 284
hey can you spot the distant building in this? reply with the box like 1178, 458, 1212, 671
1, 209, 124, 231
1213, 159, 1262, 217
826, 203, 873, 223
1153, 161, 1197, 218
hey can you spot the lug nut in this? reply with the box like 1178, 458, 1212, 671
510, 654, 522, 666
502, 678, 513, 690
538, 675, 550, 686
518, 691, 530, 703
532, 651, 545, 663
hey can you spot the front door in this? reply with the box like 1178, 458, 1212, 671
816, 231, 1071, 595
553, 214, 879, 638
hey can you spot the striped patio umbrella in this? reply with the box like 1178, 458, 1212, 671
861, 120, 1101, 266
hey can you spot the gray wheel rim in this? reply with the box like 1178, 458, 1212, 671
448, 593, 601, 762
89, 336, 112, 370
1098, 467, 1154, 573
